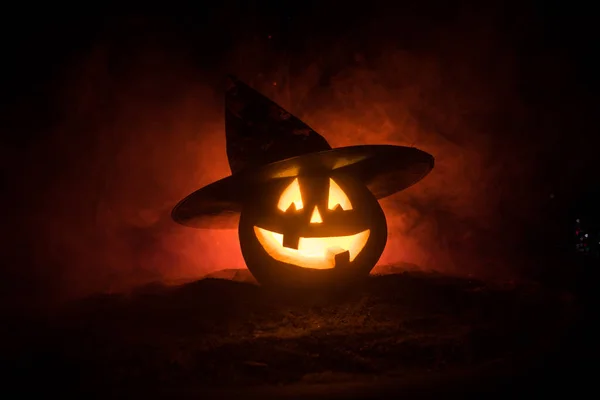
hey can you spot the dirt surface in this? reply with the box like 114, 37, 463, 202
3, 269, 589, 398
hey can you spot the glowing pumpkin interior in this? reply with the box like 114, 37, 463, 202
254, 177, 370, 269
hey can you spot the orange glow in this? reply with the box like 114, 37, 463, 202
256, 176, 369, 269
310, 207, 323, 223
254, 227, 370, 269
277, 178, 304, 211
328, 178, 353, 210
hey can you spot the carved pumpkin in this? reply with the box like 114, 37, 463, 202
238, 172, 387, 287
171, 76, 435, 289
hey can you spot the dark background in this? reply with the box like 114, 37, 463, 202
1, 1, 599, 310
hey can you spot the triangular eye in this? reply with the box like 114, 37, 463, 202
278, 178, 304, 212
328, 178, 353, 210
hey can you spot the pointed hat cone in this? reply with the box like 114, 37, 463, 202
224, 75, 331, 174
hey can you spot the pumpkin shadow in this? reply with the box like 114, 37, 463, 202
6, 268, 584, 397
121, 267, 482, 311
60, 269, 564, 338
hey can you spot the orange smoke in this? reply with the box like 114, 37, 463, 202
4, 12, 546, 304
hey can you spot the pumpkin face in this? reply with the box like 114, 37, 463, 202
238, 173, 387, 287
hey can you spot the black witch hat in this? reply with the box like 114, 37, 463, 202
172, 75, 434, 228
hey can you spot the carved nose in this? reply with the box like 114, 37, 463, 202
310, 206, 323, 224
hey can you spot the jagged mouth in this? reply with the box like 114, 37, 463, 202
253, 227, 370, 269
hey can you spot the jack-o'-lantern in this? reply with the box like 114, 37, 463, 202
238, 173, 387, 287
171, 75, 434, 288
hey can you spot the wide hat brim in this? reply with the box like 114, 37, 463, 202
172, 144, 434, 229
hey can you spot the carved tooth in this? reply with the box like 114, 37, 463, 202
334, 250, 350, 269
282, 234, 300, 249
326, 247, 349, 268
